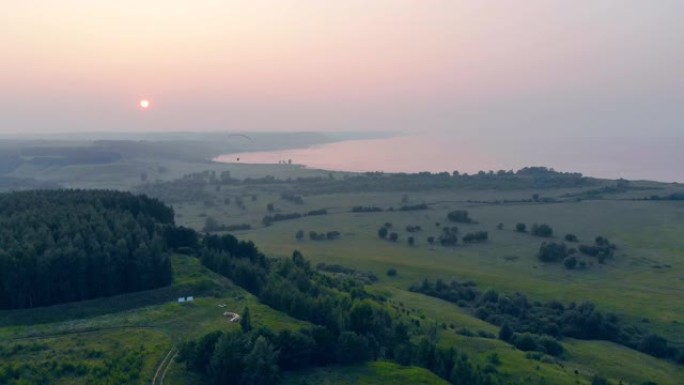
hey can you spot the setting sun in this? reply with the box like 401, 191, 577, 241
139, 99, 150, 109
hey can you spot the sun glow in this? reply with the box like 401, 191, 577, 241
139, 99, 150, 109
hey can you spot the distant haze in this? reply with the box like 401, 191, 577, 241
2, 1, 682, 140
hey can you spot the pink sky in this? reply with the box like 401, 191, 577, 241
1, 1, 682, 137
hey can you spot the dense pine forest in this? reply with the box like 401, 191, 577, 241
0, 190, 174, 309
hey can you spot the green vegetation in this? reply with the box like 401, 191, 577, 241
0, 190, 174, 309
1, 138, 684, 384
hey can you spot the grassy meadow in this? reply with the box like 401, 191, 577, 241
168, 173, 684, 384
2, 138, 683, 384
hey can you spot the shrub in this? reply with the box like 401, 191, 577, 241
531, 223, 553, 237
447, 210, 473, 223
563, 256, 577, 269
565, 233, 578, 242
537, 242, 568, 262
515, 223, 527, 232
378, 227, 388, 239
387, 268, 398, 277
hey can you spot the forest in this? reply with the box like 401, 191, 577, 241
0, 190, 174, 309
171, 230, 505, 385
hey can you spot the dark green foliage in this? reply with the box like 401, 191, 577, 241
512, 333, 538, 352
591, 375, 610, 385
406, 225, 422, 232
316, 263, 378, 284
447, 210, 473, 223
295, 230, 305, 240
203, 217, 252, 232
281, 192, 304, 204
408, 236, 415, 246
462, 231, 488, 243
564, 233, 578, 242
439, 227, 459, 246
410, 279, 681, 362
531, 223, 553, 237
0, 190, 174, 310
243, 336, 280, 385
499, 323, 514, 342
537, 242, 569, 262
195, 241, 502, 385
515, 223, 527, 232
398, 203, 428, 211
351, 206, 383, 213
262, 212, 302, 226
579, 236, 617, 263
387, 268, 397, 277
199, 234, 269, 295
336, 332, 371, 364
563, 256, 578, 269
389, 232, 399, 242
165, 226, 199, 250
378, 227, 388, 239
241, 307, 252, 332
638, 335, 670, 358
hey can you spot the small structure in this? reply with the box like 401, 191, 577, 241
186, 296, 194, 302
177, 297, 186, 303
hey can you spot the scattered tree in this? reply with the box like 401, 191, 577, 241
378, 227, 388, 239
447, 210, 473, 223
531, 223, 553, 238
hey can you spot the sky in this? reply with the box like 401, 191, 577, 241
1, 0, 683, 138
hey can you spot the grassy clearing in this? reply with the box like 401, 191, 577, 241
0, 254, 308, 384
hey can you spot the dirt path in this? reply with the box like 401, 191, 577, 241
152, 346, 176, 385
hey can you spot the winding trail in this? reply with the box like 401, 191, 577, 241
152, 346, 176, 385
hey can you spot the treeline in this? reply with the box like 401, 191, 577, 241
174, 231, 503, 385
296, 230, 340, 241
411, 279, 683, 364
291, 167, 591, 194
139, 167, 592, 203
0, 190, 174, 309
351, 206, 384, 213
203, 217, 251, 232
262, 209, 328, 226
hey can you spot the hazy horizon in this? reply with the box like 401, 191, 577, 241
2, 1, 683, 140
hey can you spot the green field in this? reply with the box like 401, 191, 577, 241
2, 138, 683, 384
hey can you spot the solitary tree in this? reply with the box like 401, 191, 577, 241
408, 236, 415, 246
531, 223, 553, 238
240, 306, 252, 332
378, 227, 388, 239
515, 223, 527, 232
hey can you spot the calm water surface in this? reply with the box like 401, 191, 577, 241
215, 134, 683, 183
